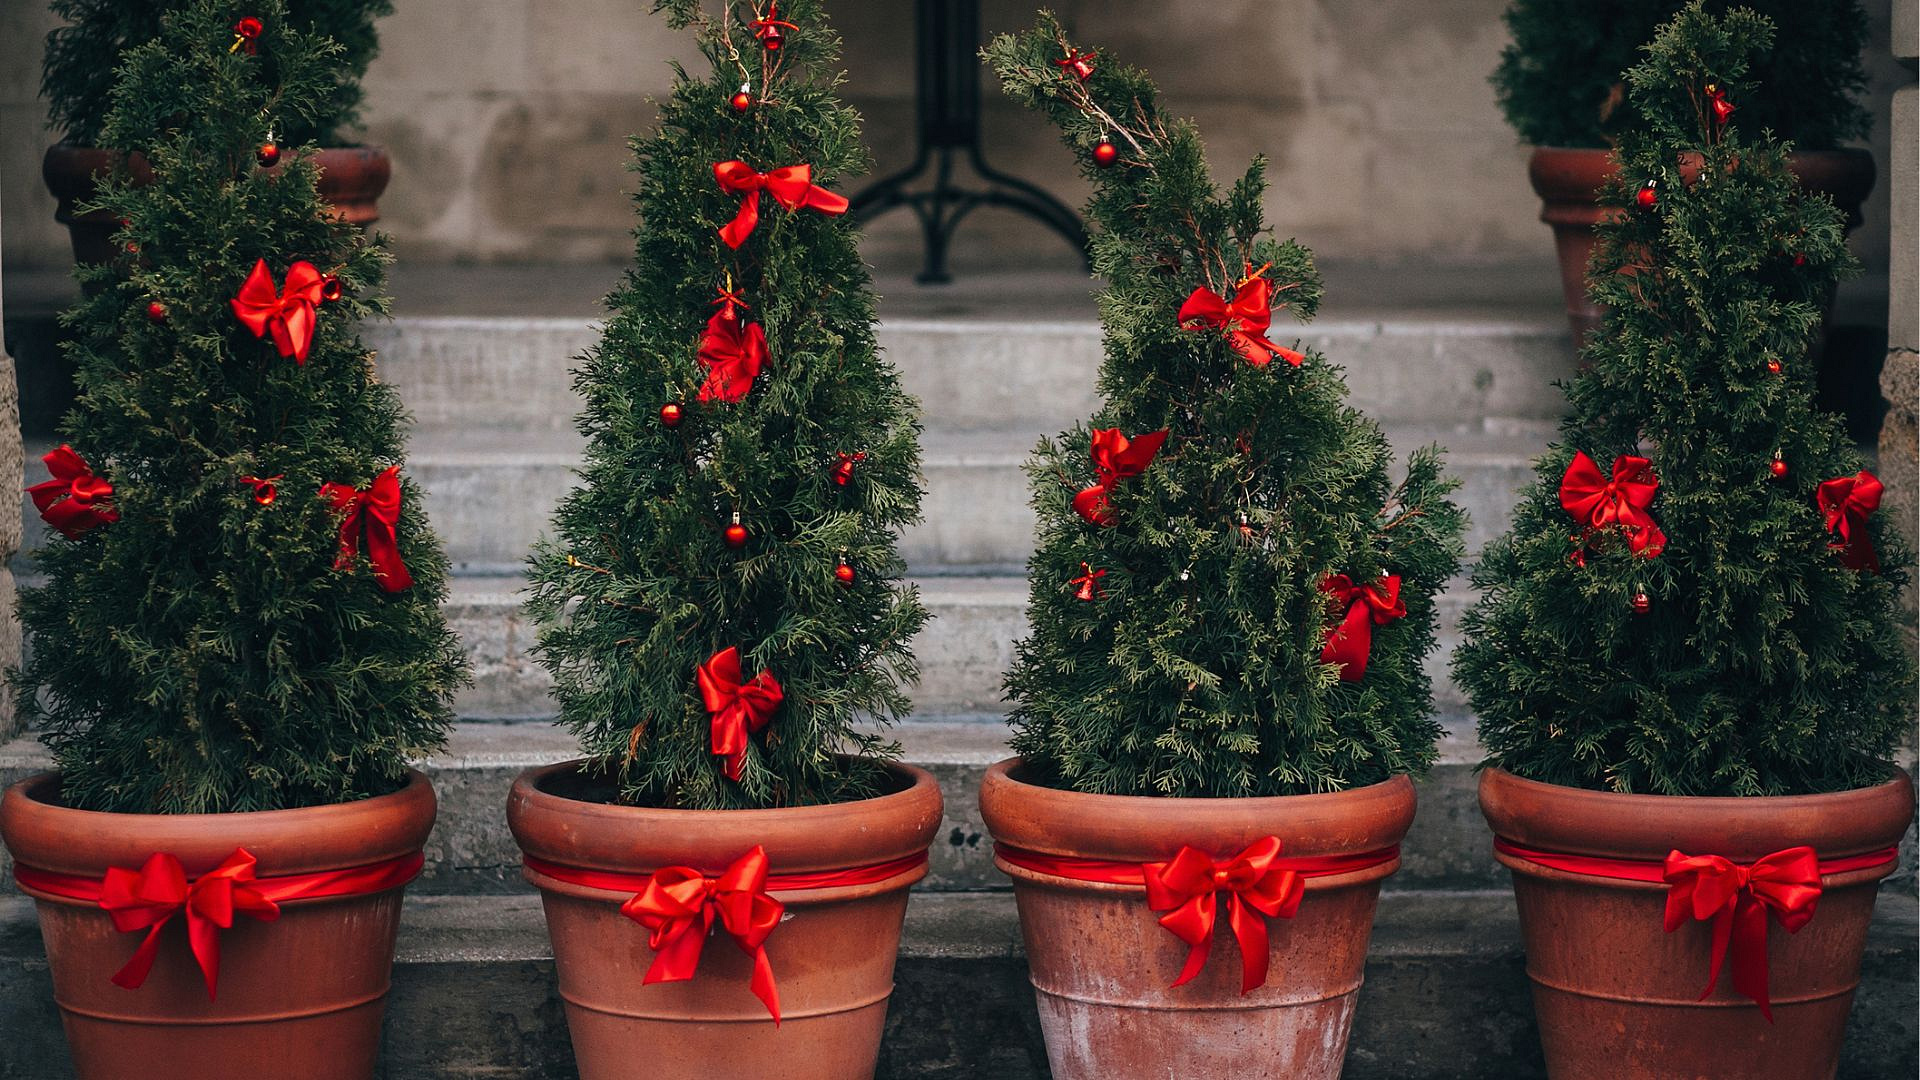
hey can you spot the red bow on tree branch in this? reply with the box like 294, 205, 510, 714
100, 849, 280, 999
698, 647, 784, 781
1144, 837, 1304, 994
620, 845, 786, 1022
713, 161, 849, 249
1319, 573, 1405, 682
1177, 271, 1304, 368
1816, 471, 1882, 572
230, 259, 326, 364
320, 466, 413, 593
1074, 427, 1169, 526
696, 308, 770, 403
1663, 847, 1822, 1022
1560, 451, 1666, 560
29, 445, 118, 539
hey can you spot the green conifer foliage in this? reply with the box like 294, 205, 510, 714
523, 0, 926, 811
1456, 4, 1913, 797
13, 0, 467, 815
985, 15, 1465, 799
43, 0, 391, 146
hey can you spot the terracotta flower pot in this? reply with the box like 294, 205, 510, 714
978, 758, 1417, 1080
507, 758, 943, 1080
42, 142, 392, 268
1480, 766, 1915, 1079
1528, 145, 1875, 343
0, 769, 436, 1080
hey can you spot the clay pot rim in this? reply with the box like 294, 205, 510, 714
1479, 765, 1915, 863
1527, 144, 1875, 199
978, 756, 1417, 864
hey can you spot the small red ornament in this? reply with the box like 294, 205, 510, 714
1092, 136, 1119, 168
257, 141, 280, 167
1070, 563, 1106, 601
831, 451, 865, 487
1766, 357, 1783, 375
1704, 83, 1735, 127
320, 275, 342, 303
731, 86, 753, 112
239, 474, 281, 505
145, 300, 168, 323
1635, 181, 1658, 209
660, 402, 684, 427
124, 242, 140, 255
725, 513, 749, 548
1631, 591, 1650, 615
1054, 48, 1097, 82
1792, 253, 1808, 267
752, 3, 795, 50
1770, 456, 1788, 479
834, 558, 855, 587
231, 17, 263, 54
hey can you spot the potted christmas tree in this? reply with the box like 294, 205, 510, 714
41, 0, 394, 267
1493, 0, 1875, 339
0, 2, 466, 1078
504, 2, 940, 1076
1457, 6, 1915, 1076
978, 17, 1465, 1079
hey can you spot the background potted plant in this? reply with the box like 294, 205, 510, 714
40, 0, 394, 267
0, 2, 466, 1077
1493, 0, 1875, 341
1457, 6, 1915, 1076
979, 16, 1465, 1080
503, 2, 941, 1076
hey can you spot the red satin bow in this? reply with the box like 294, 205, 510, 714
1143, 837, 1303, 994
1817, 471, 1881, 572
1074, 427, 1169, 526
1663, 847, 1822, 1021
98, 849, 279, 999
320, 466, 413, 593
1053, 48, 1096, 80
1177, 275, 1305, 368
1319, 573, 1405, 682
620, 845, 785, 1022
29, 445, 118, 539
696, 308, 770, 403
1560, 450, 1666, 560
698, 647, 784, 781
713, 161, 849, 249
230, 259, 326, 364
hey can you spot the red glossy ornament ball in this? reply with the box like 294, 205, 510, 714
834, 561, 855, 587
725, 522, 749, 548
660, 402, 684, 427
1770, 457, 1788, 478
257, 141, 280, 167
1766, 358, 1783, 374
731, 90, 752, 112
1631, 591, 1650, 615
320, 275, 343, 302
1092, 137, 1119, 168
145, 300, 167, 323
1635, 182, 1658, 209
124, 242, 139, 255
1792, 253, 1808, 267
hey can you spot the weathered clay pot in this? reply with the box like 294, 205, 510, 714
507, 759, 943, 1080
0, 769, 435, 1080
42, 143, 391, 267
1528, 145, 1875, 342
978, 758, 1416, 1080
1481, 766, 1915, 1079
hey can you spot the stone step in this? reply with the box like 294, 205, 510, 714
1, 889, 1911, 1079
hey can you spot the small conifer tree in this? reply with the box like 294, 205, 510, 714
14, 0, 466, 815
524, 0, 927, 811
1456, 3, 1913, 797
985, 15, 1466, 799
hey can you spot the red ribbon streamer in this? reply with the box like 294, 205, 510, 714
1560, 450, 1666, 560
29, 445, 118, 539
713, 161, 849, 249
230, 259, 326, 364
320, 466, 413, 593
1074, 427, 1169, 526
1817, 471, 1881, 572
1177, 275, 1304, 368
697, 647, 784, 782
696, 308, 770, 403
996, 840, 1400, 993
13, 848, 423, 1000
522, 848, 930, 1023
1319, 574, 1405, 682
1493, 838, 1897, 1021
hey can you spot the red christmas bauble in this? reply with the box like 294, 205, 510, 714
1766, 358, 1783, 374
1770, 457, 1788, 478
760, 24, 785, 50
1635, 182, 1658, 209
257, 142, 280, 167
731, 90, 752, 112
145, 300, 168, 323
321, 275, 343, 302
834, 561, 855, 586
1631, 591, 1650, 615
1792, 253, 1808, 267
1092, 137, 1119, 168
124, 242, 140, 255
660, 402, 684, 427
725, 521, 749, 548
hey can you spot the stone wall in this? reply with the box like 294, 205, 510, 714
0, 199, 20, 740
0, 0, 1907, 271
1881, 0, 1917, 623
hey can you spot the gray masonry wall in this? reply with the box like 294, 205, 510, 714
1, 0, 1907, 272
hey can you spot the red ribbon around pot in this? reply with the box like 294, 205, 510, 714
1319, 573, 1405, 682
1560, 450, 1666, 560
29, 445, 118, 539
713, 161, 849, 249
1177, 272, 1304, 368
12, 847, 424, 1000
1493, 839, 1897, 1021
698, 647, 784, 782
696, 308, 770, 403
995, 838, 1399, 993
231, 259, 326, 364
1074, 427, 1169, 526
320, 465, 413, 593
1817, 470, 1881, 572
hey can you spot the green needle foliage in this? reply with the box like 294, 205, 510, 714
985, 15, 1465, 799
1456, 4, 1913, 797
524, 0, 926, 811
1492, 0, 1870, 149
44, 0, 390, 147
13, 0, 467, 815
